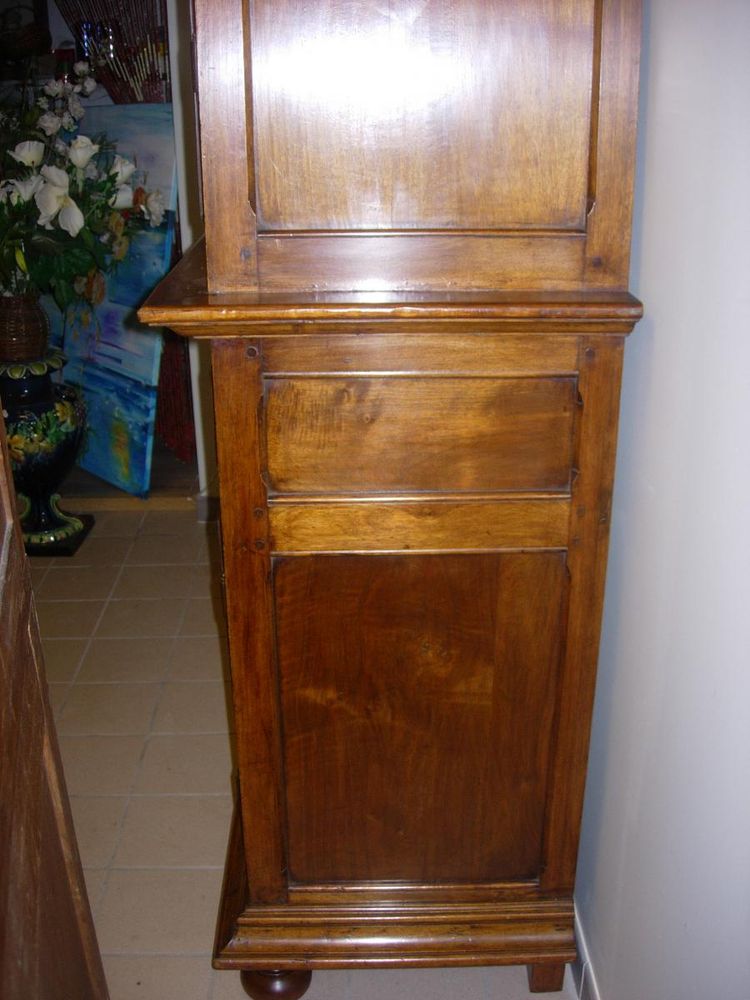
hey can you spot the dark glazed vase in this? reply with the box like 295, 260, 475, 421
0, 350, 92, 554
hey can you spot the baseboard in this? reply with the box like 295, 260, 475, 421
573, 905, 603, 1000
195, 492, 220, 522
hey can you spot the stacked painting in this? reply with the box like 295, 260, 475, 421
47, 103, 177, 496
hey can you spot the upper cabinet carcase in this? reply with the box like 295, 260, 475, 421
195, 0, 641, 294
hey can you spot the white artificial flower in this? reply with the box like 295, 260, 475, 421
68, 95, 85, 121
34, 165, 84, 237
61, 111, 75, 131
110, 155, 136, 185
38, 111, 62, 136
143, 190, 166, 227
9, 140, 45, 167
68, 135, 99, 169
40, 164, 69, 188
9, 175, 44, 204
81, 77, 97, 96
0, 183, 10, 204
84, 161, 99, 180
110, 185, 133, 209
73, 60, 90, 77
44, 79, 64, 97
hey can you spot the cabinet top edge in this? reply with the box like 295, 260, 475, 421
139, 239, 643, 333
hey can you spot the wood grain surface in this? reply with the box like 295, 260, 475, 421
210, 339, 287, 904
138, 240, 643, 330
540, 337, 626, 891
276, 552, 567, 883
269, 497, 570, 553
261, 333, 579, 376
187, 0, 641, 293
251, 0, 594, 232
265, 376, 577, 494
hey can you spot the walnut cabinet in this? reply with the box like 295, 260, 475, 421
140, 2, 643, 996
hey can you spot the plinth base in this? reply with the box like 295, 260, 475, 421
213, 808, 574, 992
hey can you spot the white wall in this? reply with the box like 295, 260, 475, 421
575, 2, 750, 998
165, 0, 217, 508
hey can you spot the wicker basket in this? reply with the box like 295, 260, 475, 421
0, 295, 50, 363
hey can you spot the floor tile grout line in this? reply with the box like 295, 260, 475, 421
55, 732, 232, 740
55, 536, 138, 720
43, 524, 140, 918
39, 630, 223, 640
98, 949, 214, 958
68, 790, 233, 799
68, 529, 145, 908
60, 678, 228, 685
90, 865, 226, 872
105, 530, 209, 879
30, 562, 52, 589
37, 596, 210, 603
38, 511, 238, 990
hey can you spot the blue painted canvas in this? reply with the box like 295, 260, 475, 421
63, 360, 159, 498
48, 295, 164, 387
109, 224, 175, 311
44, 104, 178, 496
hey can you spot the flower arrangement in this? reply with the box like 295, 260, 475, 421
0, 62, 165, 311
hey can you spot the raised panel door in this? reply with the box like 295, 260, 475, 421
276, 551, 568, 884
251, 0, 596, 232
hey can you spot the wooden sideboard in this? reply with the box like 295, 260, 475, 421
141, 2, 642, 996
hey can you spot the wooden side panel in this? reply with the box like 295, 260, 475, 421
584, 0, 642, 286
276, 552, 568, 883
251, 0, 595, 232
210, 339, 287, 904
194, 0, 258, 291
541, 337, 625, 890
266, 377, 577, 494
0, 419, 108, 1000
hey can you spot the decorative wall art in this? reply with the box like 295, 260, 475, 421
47, 102, 177, 495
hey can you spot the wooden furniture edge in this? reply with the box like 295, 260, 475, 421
214, 807, 576, 972
138, 240, 643, 333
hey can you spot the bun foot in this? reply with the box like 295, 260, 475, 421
527, 963, 565, 992
240, 969, 313, 1000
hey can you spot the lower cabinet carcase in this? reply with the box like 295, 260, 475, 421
207, 327, 627, 998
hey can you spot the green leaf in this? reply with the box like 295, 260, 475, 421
14, 246, 28, 273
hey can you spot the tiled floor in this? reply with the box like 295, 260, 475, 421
32, 506, 578, 1000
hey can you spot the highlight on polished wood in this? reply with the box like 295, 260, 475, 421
188, 0, 640, 295
140, 1, 643, 996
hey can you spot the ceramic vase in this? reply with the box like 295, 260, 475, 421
0, 295, 92, 554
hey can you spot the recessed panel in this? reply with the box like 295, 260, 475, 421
251, 0, 596, 231
276, 551, 567, 882
265, 376, 577, 494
